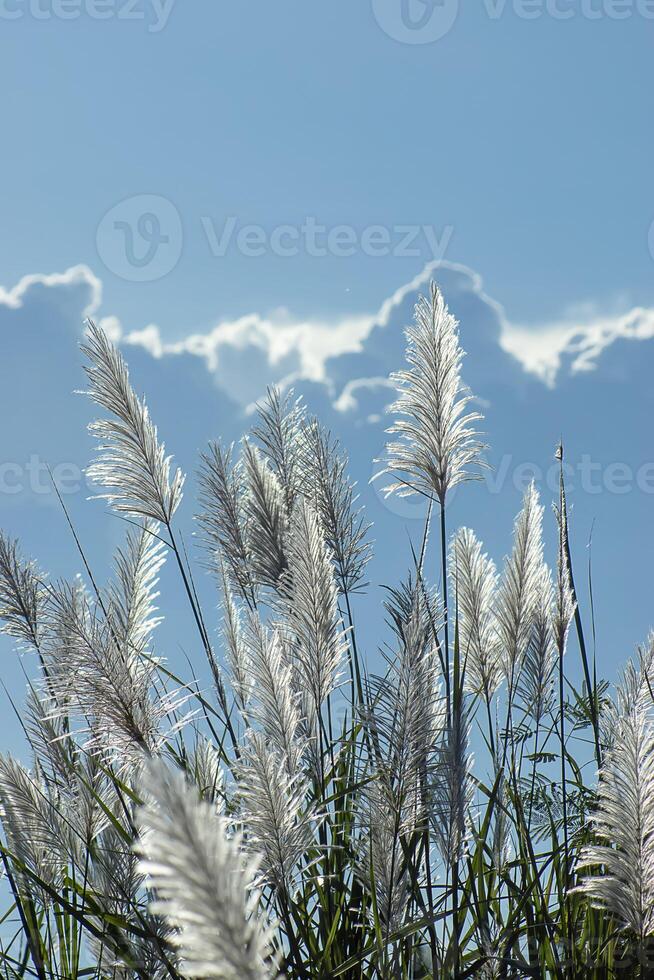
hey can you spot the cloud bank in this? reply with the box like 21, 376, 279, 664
85, 260, 654, 408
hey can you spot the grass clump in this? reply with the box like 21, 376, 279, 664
0, 288, 650, 979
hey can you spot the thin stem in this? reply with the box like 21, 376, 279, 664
558, 447, 601, 767
559, 643, 569, 895
166, 523, 239, 751
527, 717, 541, 834
440, 502, 451, 726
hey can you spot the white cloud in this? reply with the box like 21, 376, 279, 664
334, 376, 397, 413
114, 259, 504, 407
502, 306, 654, 385
120, 311, 372, 405
0, 265, 102, 317
3, 261, 654, 411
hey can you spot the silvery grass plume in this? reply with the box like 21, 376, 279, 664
377, 281, 485, 505
38, 574, 87, 711
45, 581, 165, 764
242, 439, 289, 590
43, 525, 186, 766
450, 527, 502, 701
489, 758, 512, 872
495, 483, 544, 692
191, 736, 226, 814
0, 531, 43, 650
24, 687, 76, 789
516, 562, 556, 726
252, 387, 306, 515
87, 821, 174, 980
282, 499, 347, 719
299, 418, 372, 596
0, 753, 70, 893
553, 495, 577, 659
356, 775, 411, 934
431, 690, 474, 866
107, 518, 166, 655
220, 568, 254, 712
82, 319, 184, 524
600, 636, 654, 755
137, 756, 277, 980
253, 390, 373, 597
236, 731, 318, 898
197, 442, 256, 605
242, 616, 306, 777
573, 691, 654, 942
366, 579, 445, 835
87, 915, 173, 980
24, 689, 112, 860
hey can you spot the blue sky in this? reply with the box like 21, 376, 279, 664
1, 1, 653, 750
2, 1, 653, 326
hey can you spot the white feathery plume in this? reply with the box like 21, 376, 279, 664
0, 754, 68, 892
377, 281, 485, 505
220, 568, 254, 712
243, 617, 305, 777
87, 919, 173, 980
24, 690, 111, 857
56, 521, 182, 764
450, 527, 502, 700
299, 419, 372, 596
107, 519, 166, 655
197, 441, 255, 603
431, 693, 474, 865
45, 578, 179, 766
357, 584, 442, 938
137, 756, 276, 979
281, 499, 347, 717
367, 580, 445, 835
0, 532, 43, 650
489, 760, 512, 873
356, 775, 411, 933
252, 386, 306, 514
24, 687, 75, 786
39, 574, 88, 711
81, 319, 184, 524
553, 497, 577, 658
190, 737, 226, 814
601, 636, 654, 752
89, 821, 176, 980
236, 731, 318, 898
242, 440, 289, 589
574, 696, 654, 941
517, 563, 556, 726
495, 483, 544, 690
